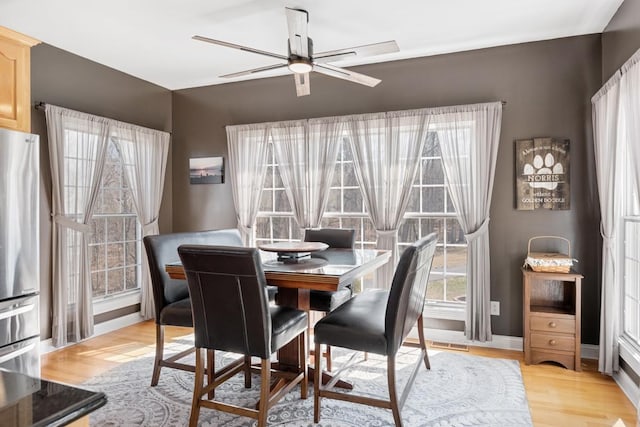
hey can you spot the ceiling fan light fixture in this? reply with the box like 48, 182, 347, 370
288, 58, 313, 74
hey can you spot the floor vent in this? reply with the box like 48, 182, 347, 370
430, 341, 469, 352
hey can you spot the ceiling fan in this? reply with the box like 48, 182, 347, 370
193, 7, 399, 97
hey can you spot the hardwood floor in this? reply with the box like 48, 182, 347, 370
41, 320, 637, 426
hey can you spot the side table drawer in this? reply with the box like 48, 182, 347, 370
530, 316, 575, 334
530, 333, 575, 352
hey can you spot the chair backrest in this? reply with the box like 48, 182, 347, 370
304, 228, 355, 249
178, 245, 273, 358
384, 233, 437, 355
143, 229, 242, 321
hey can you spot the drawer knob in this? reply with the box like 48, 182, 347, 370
548, 321, 557, 328
549, 339, 557, 346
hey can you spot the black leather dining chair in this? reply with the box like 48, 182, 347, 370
178, 244, 308, 427
312, 233, 437, 427
303, 228, 355, 371
143, 228, 244, 387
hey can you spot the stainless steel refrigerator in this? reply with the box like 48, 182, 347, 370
0, 128, 40, 377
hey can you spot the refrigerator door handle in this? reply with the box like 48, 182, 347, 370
0, 342, 36, 365
0, 303, 36, 321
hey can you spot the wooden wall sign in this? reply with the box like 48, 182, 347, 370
516, 137, 570, 210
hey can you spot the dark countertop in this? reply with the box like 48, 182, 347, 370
0, 369, 106, 427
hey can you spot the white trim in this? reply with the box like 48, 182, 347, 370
40, 312, 144, 354
614, 366, 639, 410
581, 344, 600, 360
93, 290, 141, 315
412, 328, 600, 359
418, 328, 523, 351
620, 337, 640, 378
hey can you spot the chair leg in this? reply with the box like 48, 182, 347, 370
207, 350, 215, 400
387, 355, 403, 427
299, 330, 308, 399
317, 313, 333, 371
189, 348, 205, 427
244, 355, 252, 388
257, 358, 271, 427
307, 315, 313, 365
325, 345, 332, 372
151, 324, 164, 386
313, 341, 322, 423
417, 314, 431, 369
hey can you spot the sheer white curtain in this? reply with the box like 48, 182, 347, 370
270, 118, 343, 234
113, 124, 170, 320
346, 110, 429, 289
45, 105, 110, 347
592, 73, 623, 375
620, 50, 640, 200
226, 124, 270, 246
433, 102, 502, 341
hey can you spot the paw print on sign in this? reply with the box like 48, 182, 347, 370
523, 153, 563, 190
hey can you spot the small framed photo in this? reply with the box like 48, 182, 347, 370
189, 156, 224, 184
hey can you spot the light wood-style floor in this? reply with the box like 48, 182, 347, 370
41, 320, 637, 426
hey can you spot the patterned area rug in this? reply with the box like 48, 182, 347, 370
82, 340, 532, 426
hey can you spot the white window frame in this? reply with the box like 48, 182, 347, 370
618, 126, 640, 374
88, 139, 143, 313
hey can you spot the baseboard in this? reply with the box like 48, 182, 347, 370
581, 343, 599, 360
420, 328, 600, 360
40, 312, 145, 354
39, 315, 599, 362
422, 328, 523, 351
614, 367, 639, 410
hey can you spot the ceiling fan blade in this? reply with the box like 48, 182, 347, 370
313, 63, 381, 87
294, 73, 310, 97
314, 40, 399, 63
313, 52, 357, 64
220, 63, 288, 78
285, 7, 309, 57
193, 35, 287, 60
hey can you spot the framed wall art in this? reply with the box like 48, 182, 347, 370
189, 156, 224, 184
515, 137, 570, 210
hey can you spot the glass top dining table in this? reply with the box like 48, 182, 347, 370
165, 247, 391, 298
165, 247, 391, 388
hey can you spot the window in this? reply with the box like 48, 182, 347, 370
89, 140, 142, 302
621, 145, 640, 352
255, 144, 296, 243
254, 131, 467, 306
322, 137, 377, 249
401, 131, 467, 306
623, 218, 640, 345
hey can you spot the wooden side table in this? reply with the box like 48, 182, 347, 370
522, 267, 583, 371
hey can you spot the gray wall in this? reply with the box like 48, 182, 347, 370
172, 35, 602, 342
30, 43, 173, 339
602, 0, 640, 81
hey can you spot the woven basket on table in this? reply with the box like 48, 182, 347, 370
523, 236, 574, 273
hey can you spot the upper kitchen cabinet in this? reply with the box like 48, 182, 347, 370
0, 26, 39, 132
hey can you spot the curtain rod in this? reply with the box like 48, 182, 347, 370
36, 100, 507, 119
34, 102, 172, 135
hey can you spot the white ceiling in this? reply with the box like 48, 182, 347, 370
0, 0, 624, 91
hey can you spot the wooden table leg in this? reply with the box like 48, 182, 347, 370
275, 287, 353, 390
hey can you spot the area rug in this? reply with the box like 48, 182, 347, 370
82, 341, 533, 426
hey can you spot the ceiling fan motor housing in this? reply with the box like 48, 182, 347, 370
287, 38, 314, 73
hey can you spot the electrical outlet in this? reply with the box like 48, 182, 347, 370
490, 301, 500, 316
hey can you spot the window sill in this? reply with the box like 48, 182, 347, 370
93, 290, 141, 315
619, 336, 640, 377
